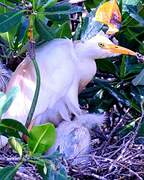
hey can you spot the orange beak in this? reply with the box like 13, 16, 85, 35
95, 0, 121, 35
103, 44, 137, 56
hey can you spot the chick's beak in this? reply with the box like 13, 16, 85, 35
103, 44, 137, 56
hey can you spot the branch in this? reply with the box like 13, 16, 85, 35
0, 2, 15, 10
101, 108, 130, 154
25, 16, 41, 129
16, 171, 36, 180
69, 0, 85, 3
0, 157, 20, 163
132, 100, 144, 142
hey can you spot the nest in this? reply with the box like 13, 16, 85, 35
0, 146, 42, 180
0, 108, 144, 179
69, 135, 144, 179
67, 109, 144, 180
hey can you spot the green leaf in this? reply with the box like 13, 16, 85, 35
0, 164, 21, 180
120, 56, 127, 79
43, 162, 47, 175
126, 64, 144, 76
84, 0, 101, 9
96, 59, 117, 75
132, 69, 144, 86
45, 2, 82, 22
0, 118, 29, 137
6, 0, 21, 3
123, 0, 140, 6
48, 164, 69, 180
8, 137, 23, 158
119, 0, 123, 13
79, 86, 101, 98
80, 10, 103, 40
43, 0, 57, 8
37, 0, 57, 8
94, 79, 130, 106
0, 87, 19, 117
0, 93, 7, 117
118, 119, 136, 136
129, 86, 144, 111
38, 161, 69, 180
28, 123, 56, 155
35, 18, 55, 41
45, 2, 81, 14
55, 22, 71, 38
2, 86, 20, 115
11, 18, 29, 50
137, 122, 144, 137
0, 11, 23, 32
45, 3, 70, 22
130, 100, 141, 112
126, 5, 144, 25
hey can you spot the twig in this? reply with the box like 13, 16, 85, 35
0, 157, 20, 162
69, 0, 85, 3
132, 100, 144, 142
116, 139, 132, 161
102, 108, 130, 154
108, 139, 132, 171
81, 172, 107, 180
116, 161, 143, 180
0, 2, 15, 10
58, 0, 85, 4
16, 171, 36, 180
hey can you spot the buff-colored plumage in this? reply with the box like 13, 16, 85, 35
3, 32, 122, 125
0, 0, 143, 163
0, 31, 139, 158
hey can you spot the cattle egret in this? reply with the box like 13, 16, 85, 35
0, 0, 143, 163
2, 31, 141, 128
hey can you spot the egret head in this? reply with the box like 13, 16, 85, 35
80, 31, 137, 60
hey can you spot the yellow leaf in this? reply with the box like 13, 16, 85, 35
95, 0, 121, 35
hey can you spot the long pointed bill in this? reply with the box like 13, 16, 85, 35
103, 44, 137, 56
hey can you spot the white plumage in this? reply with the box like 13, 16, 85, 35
48, 113, 105, 164
1, 32, 138, 157
3, 32, 125, 125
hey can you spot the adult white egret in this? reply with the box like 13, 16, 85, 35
2, 31, 140, 127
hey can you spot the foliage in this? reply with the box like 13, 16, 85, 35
79, 0, 144, 116
28, 123, 56, 155
0, 118, 28, 138
0, 0, 144, 179
0, 87, 19, 117
0, 87, 56, 178
0, 0, 82, 57
0, 164, 21, 180
0, 120, 56, 179
8, 137, 23, 158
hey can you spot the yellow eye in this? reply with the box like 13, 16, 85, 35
98, 42, 105, 48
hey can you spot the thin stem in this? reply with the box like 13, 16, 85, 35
32, 0, 36, 10
25, 16, 41, 129
127, 28, 144, 48
0, 2, 15, 10
25, 55, 41, 128
132, 99, 144, 141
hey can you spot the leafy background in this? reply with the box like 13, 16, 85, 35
0, 0, 144, 179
